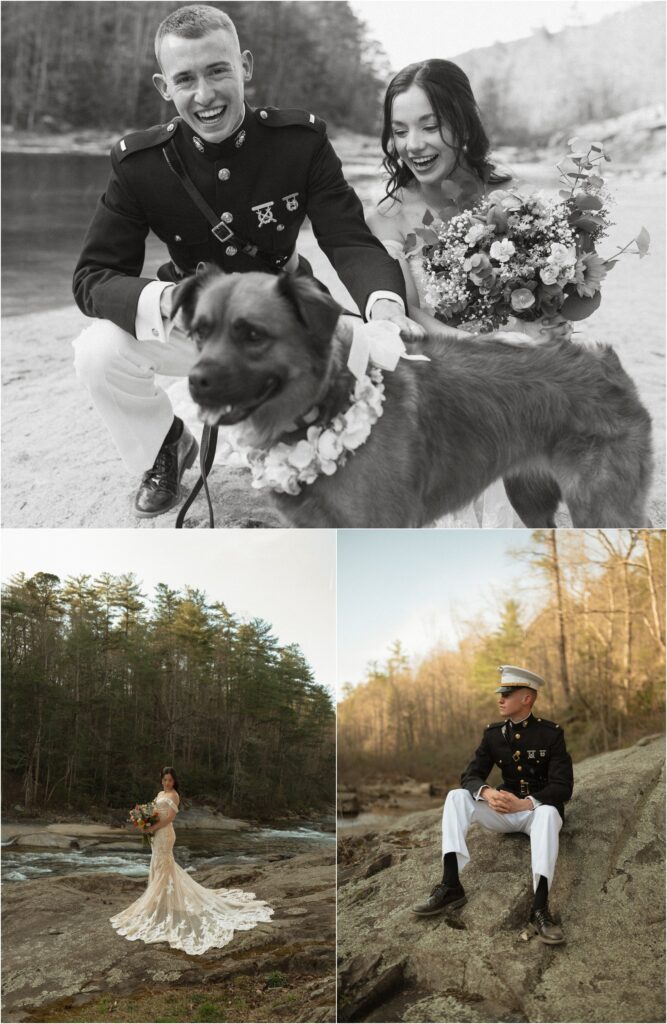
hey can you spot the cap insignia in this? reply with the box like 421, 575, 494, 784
235, 129, 246, 149
193, 135, 205, 153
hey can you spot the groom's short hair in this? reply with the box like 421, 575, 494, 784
155, 4, 240, 64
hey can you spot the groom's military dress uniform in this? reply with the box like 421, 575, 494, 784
440, 668, 573, 892
73, 102, 405, 335
72, 103, 405, 475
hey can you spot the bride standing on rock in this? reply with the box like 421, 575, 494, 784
367, 59, 572, 528
110, 767, 273, 955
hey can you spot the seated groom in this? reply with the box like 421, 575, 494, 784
412, 665, 573, 944
73, 3, 416, 518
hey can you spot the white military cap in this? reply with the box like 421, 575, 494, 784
495, 665, 544, 694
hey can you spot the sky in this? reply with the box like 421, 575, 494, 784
1, 529, 337, 693
351, 0, 636, 67
336, 528, 545, 692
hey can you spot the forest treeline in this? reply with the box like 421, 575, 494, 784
0, 1, 389, 134
338, 530, 665, 787
2, 572, 334, 817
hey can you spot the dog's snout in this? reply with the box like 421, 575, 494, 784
189, 359, 228, 399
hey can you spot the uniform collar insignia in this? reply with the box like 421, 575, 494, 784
180, 105, 253, 160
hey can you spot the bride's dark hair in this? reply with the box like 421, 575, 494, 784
161, 765, 180, 793
380, 59, 491, 204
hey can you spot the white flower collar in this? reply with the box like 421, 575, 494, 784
219, 369, 386, 495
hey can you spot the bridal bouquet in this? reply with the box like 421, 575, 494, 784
413, 139, 650, 333
129, 800, 159, 846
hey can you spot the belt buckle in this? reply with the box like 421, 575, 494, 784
211, 221, 234, 243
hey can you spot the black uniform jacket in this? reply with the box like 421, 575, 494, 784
73, 104, 406, 336
460, 714, 574, 820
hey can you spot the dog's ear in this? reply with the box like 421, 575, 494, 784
170, 264, 222, 329
277, 273, 342, 345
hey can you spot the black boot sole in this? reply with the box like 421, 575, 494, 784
412, 894, 467, 916
134, 438, 199, 519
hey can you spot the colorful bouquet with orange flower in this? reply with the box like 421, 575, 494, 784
414, 139, 649, 334
129, 800, 159, 846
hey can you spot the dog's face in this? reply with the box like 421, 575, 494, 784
172, 268, 342, 433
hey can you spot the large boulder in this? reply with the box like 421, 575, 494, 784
338, 737, 665, 1023
2, 849, 334, 1023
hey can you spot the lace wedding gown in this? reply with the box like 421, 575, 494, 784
110, 794, 273, 954
383, 237, 520, 528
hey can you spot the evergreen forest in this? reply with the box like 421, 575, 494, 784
1, 1, 389, 134
2, 572, 334, 818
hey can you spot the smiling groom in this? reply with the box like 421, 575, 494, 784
72, 4, 414, 519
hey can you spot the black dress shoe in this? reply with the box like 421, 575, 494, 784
134, 424, 198, 518
530, 907, 565, 944
411, 882, 467, 916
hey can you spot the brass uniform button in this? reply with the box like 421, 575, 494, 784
218, 168, 230, 181
259, 110, 268, 119
221, 212, 233, 224
517, 766, 522, 772
167, 123, 175, 132
174, 234, 182, 242
515, 733, 521, 740
225, 246, 237, 256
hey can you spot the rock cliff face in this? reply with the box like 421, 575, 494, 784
2, 850, 334, 1023
337, 737, 665, 1023
454, 3, 665, 143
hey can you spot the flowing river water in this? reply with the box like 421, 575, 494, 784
1, 818, 335, 883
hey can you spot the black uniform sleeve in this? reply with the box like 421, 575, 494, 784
531, 728, 573, 808
72, 149, 155, 335
460, 732, 496, 798
305, 133, 406, 316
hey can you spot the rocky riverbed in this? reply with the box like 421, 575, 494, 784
337, 736, 665, 1023
2, 848, 335, 1023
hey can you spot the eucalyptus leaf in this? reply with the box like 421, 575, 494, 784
414, 227, 439, 245
422, 209, 434, 226
561, 288, 601, 321
573, 194, 603, 211
636, 226, 650, 255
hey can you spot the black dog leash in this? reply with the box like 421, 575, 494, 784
175, 424, 218, 529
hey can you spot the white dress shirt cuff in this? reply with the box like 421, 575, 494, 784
527, 796, 542, 809
474, 785, 488, 801
365, 290, 405, 321
135, 281, 174, 343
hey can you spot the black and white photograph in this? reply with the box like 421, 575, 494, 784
1, 0, 664, 528
1, 529, 336, 1023
336, 528, 665, 1023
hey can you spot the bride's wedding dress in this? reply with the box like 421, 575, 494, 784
110, 794, 273, 954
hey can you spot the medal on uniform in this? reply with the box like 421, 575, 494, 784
252, 201, 277, 227
282, 192, 299, 212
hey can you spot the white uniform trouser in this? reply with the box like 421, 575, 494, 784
73, 319, 197, 475
442, 787, 562, 891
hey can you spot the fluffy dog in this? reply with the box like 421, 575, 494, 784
171, 266, 652, 528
